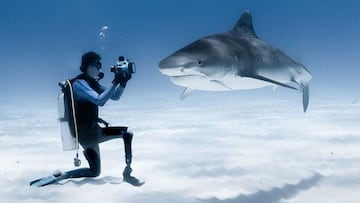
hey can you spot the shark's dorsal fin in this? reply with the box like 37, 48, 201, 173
232, 10, 257, 37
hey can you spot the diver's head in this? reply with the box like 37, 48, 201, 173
80, 51, 104, 80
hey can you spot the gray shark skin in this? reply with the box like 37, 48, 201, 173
159, 11, 312, 112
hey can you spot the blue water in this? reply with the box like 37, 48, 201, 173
1, 0, 359, 105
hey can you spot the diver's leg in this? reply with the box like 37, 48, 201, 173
121, 132, 143, 186
62, 146, 101, 179
98, 133, 123, 143
97, 127, 143, 186
123, 132, 133, 166
98, 128, 132, 166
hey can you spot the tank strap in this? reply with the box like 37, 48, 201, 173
65, 80, 81, 167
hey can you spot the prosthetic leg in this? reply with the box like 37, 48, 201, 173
122, 132, 144, 186
123, 132, 133, 165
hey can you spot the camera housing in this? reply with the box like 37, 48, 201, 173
110, 56, 136, 74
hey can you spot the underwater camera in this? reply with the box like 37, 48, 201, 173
110, 56, 136, 74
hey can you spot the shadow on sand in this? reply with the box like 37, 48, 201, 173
203, 173, 322, 203
61, 176, 122, 187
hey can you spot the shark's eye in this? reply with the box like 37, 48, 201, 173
197, 61, 202, 66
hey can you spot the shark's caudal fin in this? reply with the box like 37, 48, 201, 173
301, 83, 310, 112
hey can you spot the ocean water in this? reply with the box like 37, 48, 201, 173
1, 0, 360, 103
0, 1, 360, 202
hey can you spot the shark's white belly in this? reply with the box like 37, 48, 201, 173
171, 75, 272, 91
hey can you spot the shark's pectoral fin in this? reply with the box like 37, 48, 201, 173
180, 88, 195, 100
301, 83, 309, 113
241, 73, 298, 90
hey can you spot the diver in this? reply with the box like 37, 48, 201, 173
57, 51, 142, 186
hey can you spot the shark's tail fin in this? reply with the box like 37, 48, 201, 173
301, 82, 310, 113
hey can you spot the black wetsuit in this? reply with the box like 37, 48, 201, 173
62, 74, 132, 179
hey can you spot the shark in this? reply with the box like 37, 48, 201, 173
158, 11, 312, 112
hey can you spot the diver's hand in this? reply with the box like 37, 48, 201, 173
113, 72, 131, 87
119, 73, 132, 88
112, 72, 122, 85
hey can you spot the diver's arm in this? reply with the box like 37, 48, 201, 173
109, 72, 130, 100
111, 86, 124, 100
98, 83, 124, 101
73, 80, 117, 106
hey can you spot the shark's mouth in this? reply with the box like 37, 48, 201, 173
170, 73, 205, 78
170, 74, 206, 84
169, 75, 232, 91
159, 66, 205, 77
170, 74, 205, 82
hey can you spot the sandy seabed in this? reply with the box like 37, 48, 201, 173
1, 98, 360, 203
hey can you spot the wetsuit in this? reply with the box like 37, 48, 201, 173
62, 74, 133, 179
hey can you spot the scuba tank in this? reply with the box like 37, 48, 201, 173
58, 80, 79, 151
58, 80, 81, 167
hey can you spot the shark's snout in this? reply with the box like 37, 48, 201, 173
158, 58, 169, 70
159, 57, 177, 76
159, 54, 180, 70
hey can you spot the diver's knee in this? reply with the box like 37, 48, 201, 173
84, 148, 101, 177
90, 167, 101, 177
124, 132, 133, 140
